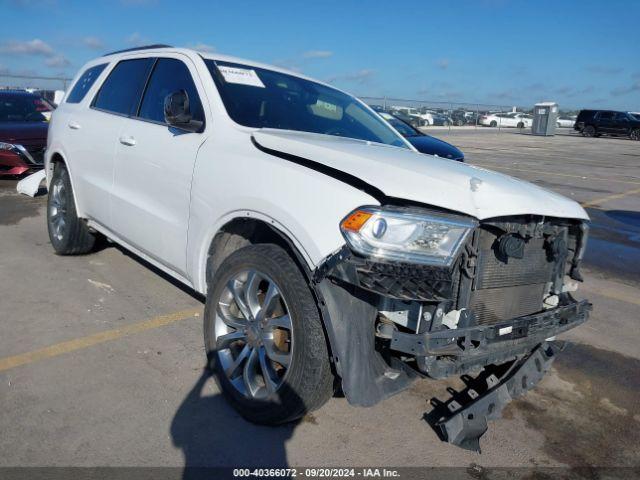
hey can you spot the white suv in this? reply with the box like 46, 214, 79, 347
45, 46, 590, 446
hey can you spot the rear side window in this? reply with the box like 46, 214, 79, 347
598, 112, 614, 120
92, 58, 155, 116
138, 58, 204, 124
66, 64, 107, 104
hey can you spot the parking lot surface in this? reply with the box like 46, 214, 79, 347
1, 129, 639, 471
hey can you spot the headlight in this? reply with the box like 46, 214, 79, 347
340, 207, 476, 266
0, 142, 17, 151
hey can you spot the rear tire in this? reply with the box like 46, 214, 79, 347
47, 163, 96, 255
582, 125, 596, 137
630, 129, 640, 141
204, 244, 334, 425
490, 120, 497, 127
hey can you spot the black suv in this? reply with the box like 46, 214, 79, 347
574, 109, 640, 140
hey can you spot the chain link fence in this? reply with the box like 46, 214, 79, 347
358, 96, 537, 132
0, 74, 71, 104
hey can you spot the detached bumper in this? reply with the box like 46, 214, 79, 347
428, 341, 563, 452
391, 299, 591, 378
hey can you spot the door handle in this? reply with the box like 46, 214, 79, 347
119, 136, 136, 146
68, 121, 81, 130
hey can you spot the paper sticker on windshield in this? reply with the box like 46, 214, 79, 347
217, 66, 265, 88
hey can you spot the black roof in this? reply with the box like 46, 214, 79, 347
102, 44, 172, 57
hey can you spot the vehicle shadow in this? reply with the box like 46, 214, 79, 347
170, 368, 299, 479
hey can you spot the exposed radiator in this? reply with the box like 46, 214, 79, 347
469, 229, 554, 325
470, 284, 545, 325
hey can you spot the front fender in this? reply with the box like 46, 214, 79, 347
186, 131, 379, 294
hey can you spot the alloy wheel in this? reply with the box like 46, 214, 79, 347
49, 178, 67, 241
214, 269, 293, 399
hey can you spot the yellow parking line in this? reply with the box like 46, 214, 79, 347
473, 164, 640, 186
0, 308, 201, 373
580, 187, 640, 208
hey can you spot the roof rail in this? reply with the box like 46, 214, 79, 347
102, 44, 172, 57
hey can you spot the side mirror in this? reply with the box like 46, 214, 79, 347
163, 90, 203, 132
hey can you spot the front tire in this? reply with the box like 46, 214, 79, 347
630, 129, 640, 141
47, 163, 96, 255
490, 120, 498, 127
204, 244, 334, 425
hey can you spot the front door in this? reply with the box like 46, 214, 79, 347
111, 55, 208, 276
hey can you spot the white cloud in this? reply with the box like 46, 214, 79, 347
45, 55, 71, 68
188, 42, 215, 53
0, 38, 54, 56
83, 36, 105, 50
125, 32, 149, 47
302, 50, 333, 59
436, 58, 450, 70
611, 81, 640, 97
327, 69, 375, 85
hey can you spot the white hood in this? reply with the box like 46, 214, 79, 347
253, 130, 589, 221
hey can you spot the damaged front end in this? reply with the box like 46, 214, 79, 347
312, 206, 591, 450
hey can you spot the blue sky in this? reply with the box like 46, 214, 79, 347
1, 0, 639, 110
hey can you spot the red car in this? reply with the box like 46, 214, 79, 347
0, 90, 52, 176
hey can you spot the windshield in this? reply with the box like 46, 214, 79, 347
379, 113, 420, 137
0, 94, 52, 123
205, 60, 408, 148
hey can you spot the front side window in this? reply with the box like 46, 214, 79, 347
93, 58, 155, 116
205, 60, 407, 148
66, 64, 107, 104
138, 58, 204, 124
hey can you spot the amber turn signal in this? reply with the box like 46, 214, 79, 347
341, 210, 373, 232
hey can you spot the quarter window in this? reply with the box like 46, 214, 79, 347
138, 58, 204, 124
92, 58, 155, 116
66, 64, 107, 104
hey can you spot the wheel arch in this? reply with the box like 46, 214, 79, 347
47, 150, 84, 218
202, 215, 317, 295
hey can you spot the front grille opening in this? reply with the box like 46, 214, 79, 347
467, 225, 557, 325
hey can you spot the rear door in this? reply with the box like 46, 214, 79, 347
110, 55, 208, 275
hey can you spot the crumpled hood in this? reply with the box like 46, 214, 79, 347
253, 130, 589, 221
